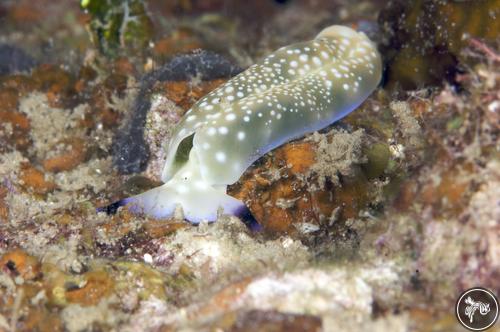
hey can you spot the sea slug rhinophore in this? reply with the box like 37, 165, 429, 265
100, 25, 382, 228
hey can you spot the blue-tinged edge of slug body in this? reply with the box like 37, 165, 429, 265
96, 198, 130, 215
97, 198, 262, 232
233, 205, 262, 232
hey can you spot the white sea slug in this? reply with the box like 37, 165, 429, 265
100, 25, 382, 229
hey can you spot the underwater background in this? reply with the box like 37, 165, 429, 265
0, 0, 498, 331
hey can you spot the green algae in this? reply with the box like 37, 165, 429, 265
362, 143, 391, 179
113, 261, 168, 301
80, 0, 153, 57
446, 116, 464, 132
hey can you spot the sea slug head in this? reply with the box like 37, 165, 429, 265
316, 25, 365, 40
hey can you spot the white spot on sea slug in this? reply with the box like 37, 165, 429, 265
177, 184, 189, 194
195, 181, 208, 189
215, 152, 226, 163
225, 113, 236, 121
218, 126, 228, 135
237, 131, 245, 140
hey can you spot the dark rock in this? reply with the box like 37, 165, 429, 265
0, 44, 36, 75
154, 49, 242, 82
112, 50, 242, 174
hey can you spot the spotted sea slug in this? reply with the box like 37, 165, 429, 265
100, 25, 382, 228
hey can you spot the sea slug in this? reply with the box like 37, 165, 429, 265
100, 25, 382, 228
